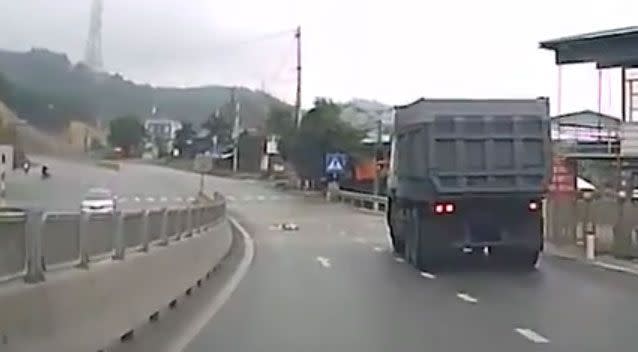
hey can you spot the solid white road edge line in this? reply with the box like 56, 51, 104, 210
514, 328, 550, 343
593, 261, 638, 275
420, 272, 436, 279
316, 256, 331, 268
456, 292, 478, 303
170, 217, 255, 352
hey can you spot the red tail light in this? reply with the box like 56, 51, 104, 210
528, 201, 539, 211
444, 203, 455, 213
434, 202, 455, 215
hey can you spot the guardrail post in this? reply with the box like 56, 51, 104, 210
203, 206, 211, 230
25, 209, 45, 283
195, 206, 203, 233
112, 211, 126, 260
78, 212, 90, 268
141, 210, 150, 252
159, 208, 169, 246
185, 206, 193, 238
175, 209, 184, 241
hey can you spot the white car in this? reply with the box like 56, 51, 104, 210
81, 188, 117, 214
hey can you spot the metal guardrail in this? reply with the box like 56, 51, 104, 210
0, 196, 226, 284
333, 189, 388, 212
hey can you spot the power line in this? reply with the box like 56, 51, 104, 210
207, 28, 297, 52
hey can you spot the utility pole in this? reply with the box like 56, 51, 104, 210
373, 119, 383, 197
294, 26, 302, 128
231, 88, 240, 173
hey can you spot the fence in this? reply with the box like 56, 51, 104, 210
544, 194, 638, 257
331, 189, 387, 212
0, 196, 226, 283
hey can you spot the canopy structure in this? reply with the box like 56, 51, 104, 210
540, 26, 638, 121
540, 27, 638, 68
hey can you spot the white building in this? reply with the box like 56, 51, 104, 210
144, 119, 182, 154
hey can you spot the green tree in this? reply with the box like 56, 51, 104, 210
202, 110, 233, 146
108, 115, 145, 157
268, 98, 366, 178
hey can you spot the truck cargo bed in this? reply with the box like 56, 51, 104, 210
393, 98, 551, 199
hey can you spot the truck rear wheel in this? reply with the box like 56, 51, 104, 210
412, 215, 453, 270
391, 234, 405, 255
387, 196, 405, 256
493, 248, 539, 270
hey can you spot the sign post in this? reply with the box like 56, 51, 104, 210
325, 153, 347, 200
193, 154, 214, 196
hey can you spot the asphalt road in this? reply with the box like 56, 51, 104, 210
4, 156, 200, 211
173, 177, 638, 352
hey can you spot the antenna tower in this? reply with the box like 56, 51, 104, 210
84, 0, 103, 70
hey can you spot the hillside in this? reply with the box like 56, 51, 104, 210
0, 48, 288, 131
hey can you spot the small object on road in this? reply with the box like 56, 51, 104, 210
41, 165, 50, 179
269, 222, 299, 231
22, 161, 30, 174
282, 222, 299, 231
81, 188, 117, 214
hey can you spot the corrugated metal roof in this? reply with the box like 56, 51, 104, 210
540, 26, 638, 49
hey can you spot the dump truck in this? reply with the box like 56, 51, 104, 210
386, 98, 551, 269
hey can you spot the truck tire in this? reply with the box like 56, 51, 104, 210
415, 245, 454, 271
412, 211, 453, 270
387, 196, 405, 256
392, 235, 405, 256
493, 248, 539, 270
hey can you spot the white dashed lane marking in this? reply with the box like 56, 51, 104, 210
316, 256, 331, 268
514, 328, 550, 344
146, 197, 155, 202
257, 195, 266, 201
373, 246, 384, 252
160, 197, 168, 202
456, 292, 478, 304
394, 257, 405, 263
420, 272, 436, 279
134, 197, 141, 202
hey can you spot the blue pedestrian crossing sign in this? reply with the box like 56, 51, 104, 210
325, 153, 347, 173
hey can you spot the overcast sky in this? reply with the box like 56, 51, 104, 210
1, 0, 638, 115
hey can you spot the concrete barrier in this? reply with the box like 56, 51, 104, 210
42, 213, 81, 269
123, 211, 144, 250
86, 213, 115, 260
0, 211, 27, 281
0, 215, 232, 352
